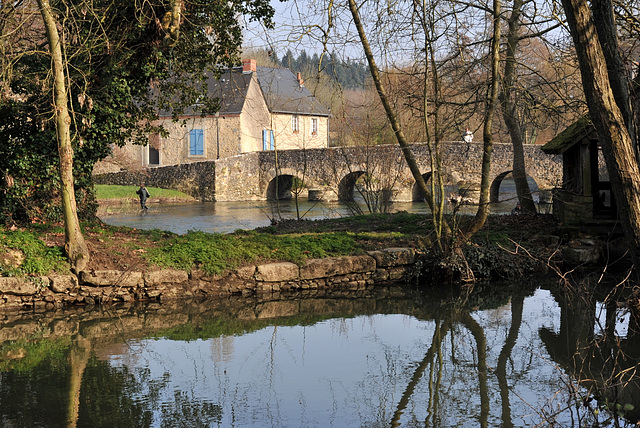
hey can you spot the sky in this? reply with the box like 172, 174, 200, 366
242, 0, 367, 62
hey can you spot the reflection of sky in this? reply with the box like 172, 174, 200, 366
103, 288, 584, 427
594, 301, 630, 338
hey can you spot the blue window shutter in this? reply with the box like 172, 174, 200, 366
263, 130, 268, 151
196, 129, 204, 155
270, 130, 275, 150
190, 129, 204, 155
190, 130, 196, 154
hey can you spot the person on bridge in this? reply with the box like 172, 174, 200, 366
136, 184, 150, 210
463, 128, 474, 143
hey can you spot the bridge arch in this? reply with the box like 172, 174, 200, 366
338, 171, 366, 201
263, 167, 314, 200
489, 170, 540, 203
411, 172, 433, 202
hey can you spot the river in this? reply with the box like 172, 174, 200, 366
99, 178, 540, 234
99, 198, 524, 235
0, 280, 637, 427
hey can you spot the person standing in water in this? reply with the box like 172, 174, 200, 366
136, 185, 150, 210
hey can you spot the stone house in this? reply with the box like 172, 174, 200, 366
541, 117, 617, 227
98, 59, 330, 172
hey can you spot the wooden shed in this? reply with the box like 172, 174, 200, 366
541, 117, 617, 227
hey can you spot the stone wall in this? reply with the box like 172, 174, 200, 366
94, 161, 217, 201
213, 153, 262, 201
94, 142, 563, 202
0, 248, 417, 311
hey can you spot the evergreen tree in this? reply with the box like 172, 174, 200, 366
273, 49, 365, 89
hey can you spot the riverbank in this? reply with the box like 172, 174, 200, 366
0, 211, 631, 310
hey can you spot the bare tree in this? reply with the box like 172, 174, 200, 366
561, 0, 640, 265
346, 0, 453, 245
500, 0, 537, 214
461, 0, 501, 237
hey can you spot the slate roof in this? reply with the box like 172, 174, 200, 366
541, 116, 595, 154
206, 68, 253, 115
157, 65, 330, 118
256, 67, 330, 116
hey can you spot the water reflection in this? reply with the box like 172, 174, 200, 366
0, 282, 637, 427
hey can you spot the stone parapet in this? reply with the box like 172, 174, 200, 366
94, 143, 562, 203
0, 248, 419, 311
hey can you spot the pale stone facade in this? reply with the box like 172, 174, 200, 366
95, 60, 330, 174
270, 113, 328, 150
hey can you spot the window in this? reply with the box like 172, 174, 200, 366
189, 129, 204, 156
148, 147, 160, 165
311, 118, 318, 135
147, 133, 160, 165
292, 115, 299, 133
263, 129, 275, 150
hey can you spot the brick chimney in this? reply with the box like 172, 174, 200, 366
242, 59, 256, 73
297, 72, 304, 87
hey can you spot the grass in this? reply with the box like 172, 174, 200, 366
95, 184, 194, 200
1, 211, 558, 278
146, 229, 362, 275
0, 229, 69, 276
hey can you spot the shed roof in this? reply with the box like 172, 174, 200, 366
541, 116, 594, 154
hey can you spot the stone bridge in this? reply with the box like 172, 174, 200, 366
95, 142, 562, 203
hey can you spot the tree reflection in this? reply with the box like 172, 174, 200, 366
77, 358, 152, 427
461, 312, 490, 428
5, 284, 637, 426
389, 287, 535, 428
540, 278, 640, 425
76, 352, 223, 427
68, 335, 90, 427
495, 293, 524, 428
390, 313, 451, 427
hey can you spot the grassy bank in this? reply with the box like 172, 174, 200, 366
1, 212, 560, 280
95, 184, 196, 216
95, 184, 195, 201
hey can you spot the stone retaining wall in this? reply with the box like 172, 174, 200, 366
0, 248, 417, 311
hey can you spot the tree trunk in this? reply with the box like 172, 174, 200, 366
38, 0, 90, 273
499, 0, 536, 214
464, 0, 501, 237
591, 0, 637, 158
561, 0, 640, 264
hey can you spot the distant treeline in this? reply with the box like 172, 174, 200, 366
273, 49, 368, 90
